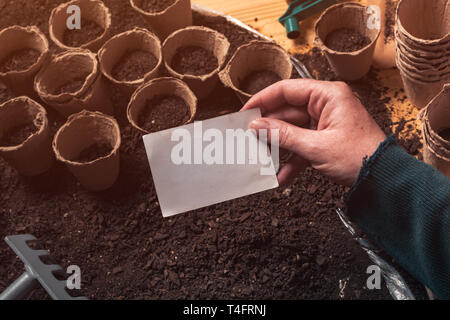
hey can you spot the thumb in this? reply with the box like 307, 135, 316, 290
249, 118, 320, 161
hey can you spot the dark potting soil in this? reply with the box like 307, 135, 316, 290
74, 143, 113, 163
0, 122, 38, 147
0, 49, 41, 73
112, 50, 158, 82
241, 70, 282, 95
55, 78, 86, 95
438, 128, 450, 141
137, 0, 177, 13
325, 28, 371, 52
0, 0, 428, 301
139, 95, 190, 132
171, 46, 218, 76
63, 18, 104, 47
384, 0, 396, 43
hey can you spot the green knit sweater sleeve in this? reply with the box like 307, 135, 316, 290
345, 136, 450, 299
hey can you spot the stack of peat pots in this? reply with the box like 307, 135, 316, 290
419, 84, 450, 178
395, 0, 450, 109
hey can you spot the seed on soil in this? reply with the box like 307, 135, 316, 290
112, 50, 158, 82
136, 0, 177, 13
325, 28, 371, 52
55, 77, 87, 95
438, 128, 450, 141
0, 122, 38, 147
139, 95, 190, 132
0, 48, 41, 73
63, 18, 105, 47
74, 142, 113, 163
241, 70, 282, 95
171, 46, 218, 76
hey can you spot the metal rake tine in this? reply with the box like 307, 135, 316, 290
290, 56, 313, 79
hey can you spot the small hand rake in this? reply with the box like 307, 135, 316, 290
0, 234, 87, 300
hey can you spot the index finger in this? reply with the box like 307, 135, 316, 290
241, 79, 334, 116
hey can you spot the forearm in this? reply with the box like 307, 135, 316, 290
346, 136, 450, 299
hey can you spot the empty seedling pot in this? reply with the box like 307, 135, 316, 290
127, 77, 197, 134
0, 26, 49, 99
49, 0, 111, 52
98, 28, 163, 97
129, 0, 192, 40
421, 121, 450, 179
219, 40, 292, 103
0, 97, 54, 176
53, 110, 121, 191
397, 62, 447, 109
396, 0, 450, 49
315, 2, 381, 81
34, 49, 112, 117
163, 26, 230, 100
421, 84, 450, 149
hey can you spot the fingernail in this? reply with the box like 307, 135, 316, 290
250, 119, 270, 130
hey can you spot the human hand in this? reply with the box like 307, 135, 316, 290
241, 79, 386, 186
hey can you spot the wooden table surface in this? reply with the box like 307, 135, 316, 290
191, 0, 419, 142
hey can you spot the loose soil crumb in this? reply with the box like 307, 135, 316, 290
0, 49, 41, 73
74, 143, 113, 163
0, 123, 38, 147
241, 70, 282, 95
325, 28, 371, 52
438, 128, 450, 141
112, 50, 158, 82
139, 95, 190, 132
136, 0, 176, 13
55, 78, 86, 95
171, 46, 218, 76
63, 18, 104, 47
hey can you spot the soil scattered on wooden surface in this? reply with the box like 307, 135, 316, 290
0, 123, 38, 147
136, 0, 177, 13
0, 0, 428, 301
384, 0, 396, 43
325, 28, 371, 52
112, 50, 158, 82
241, 70, 282, 95
171, 46, 218, 76
0, 49, 41, 73
74, 143, 113, 163
55, 78, 86, 95
139, 95, 190, 132
63, 18, 104, 47
438, 128, 450, 141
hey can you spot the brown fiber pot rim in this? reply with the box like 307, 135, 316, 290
0, 26, 49, 76
314, 2, 381, 56
34, 49, 98, 101
129, 0, 183, 16
127, 77, 198, 134
98, 28, 163, 86
53, 110, 121, 166
49, 0, 112, 50
162, 26, 230, 82
0, 96, 48, 152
